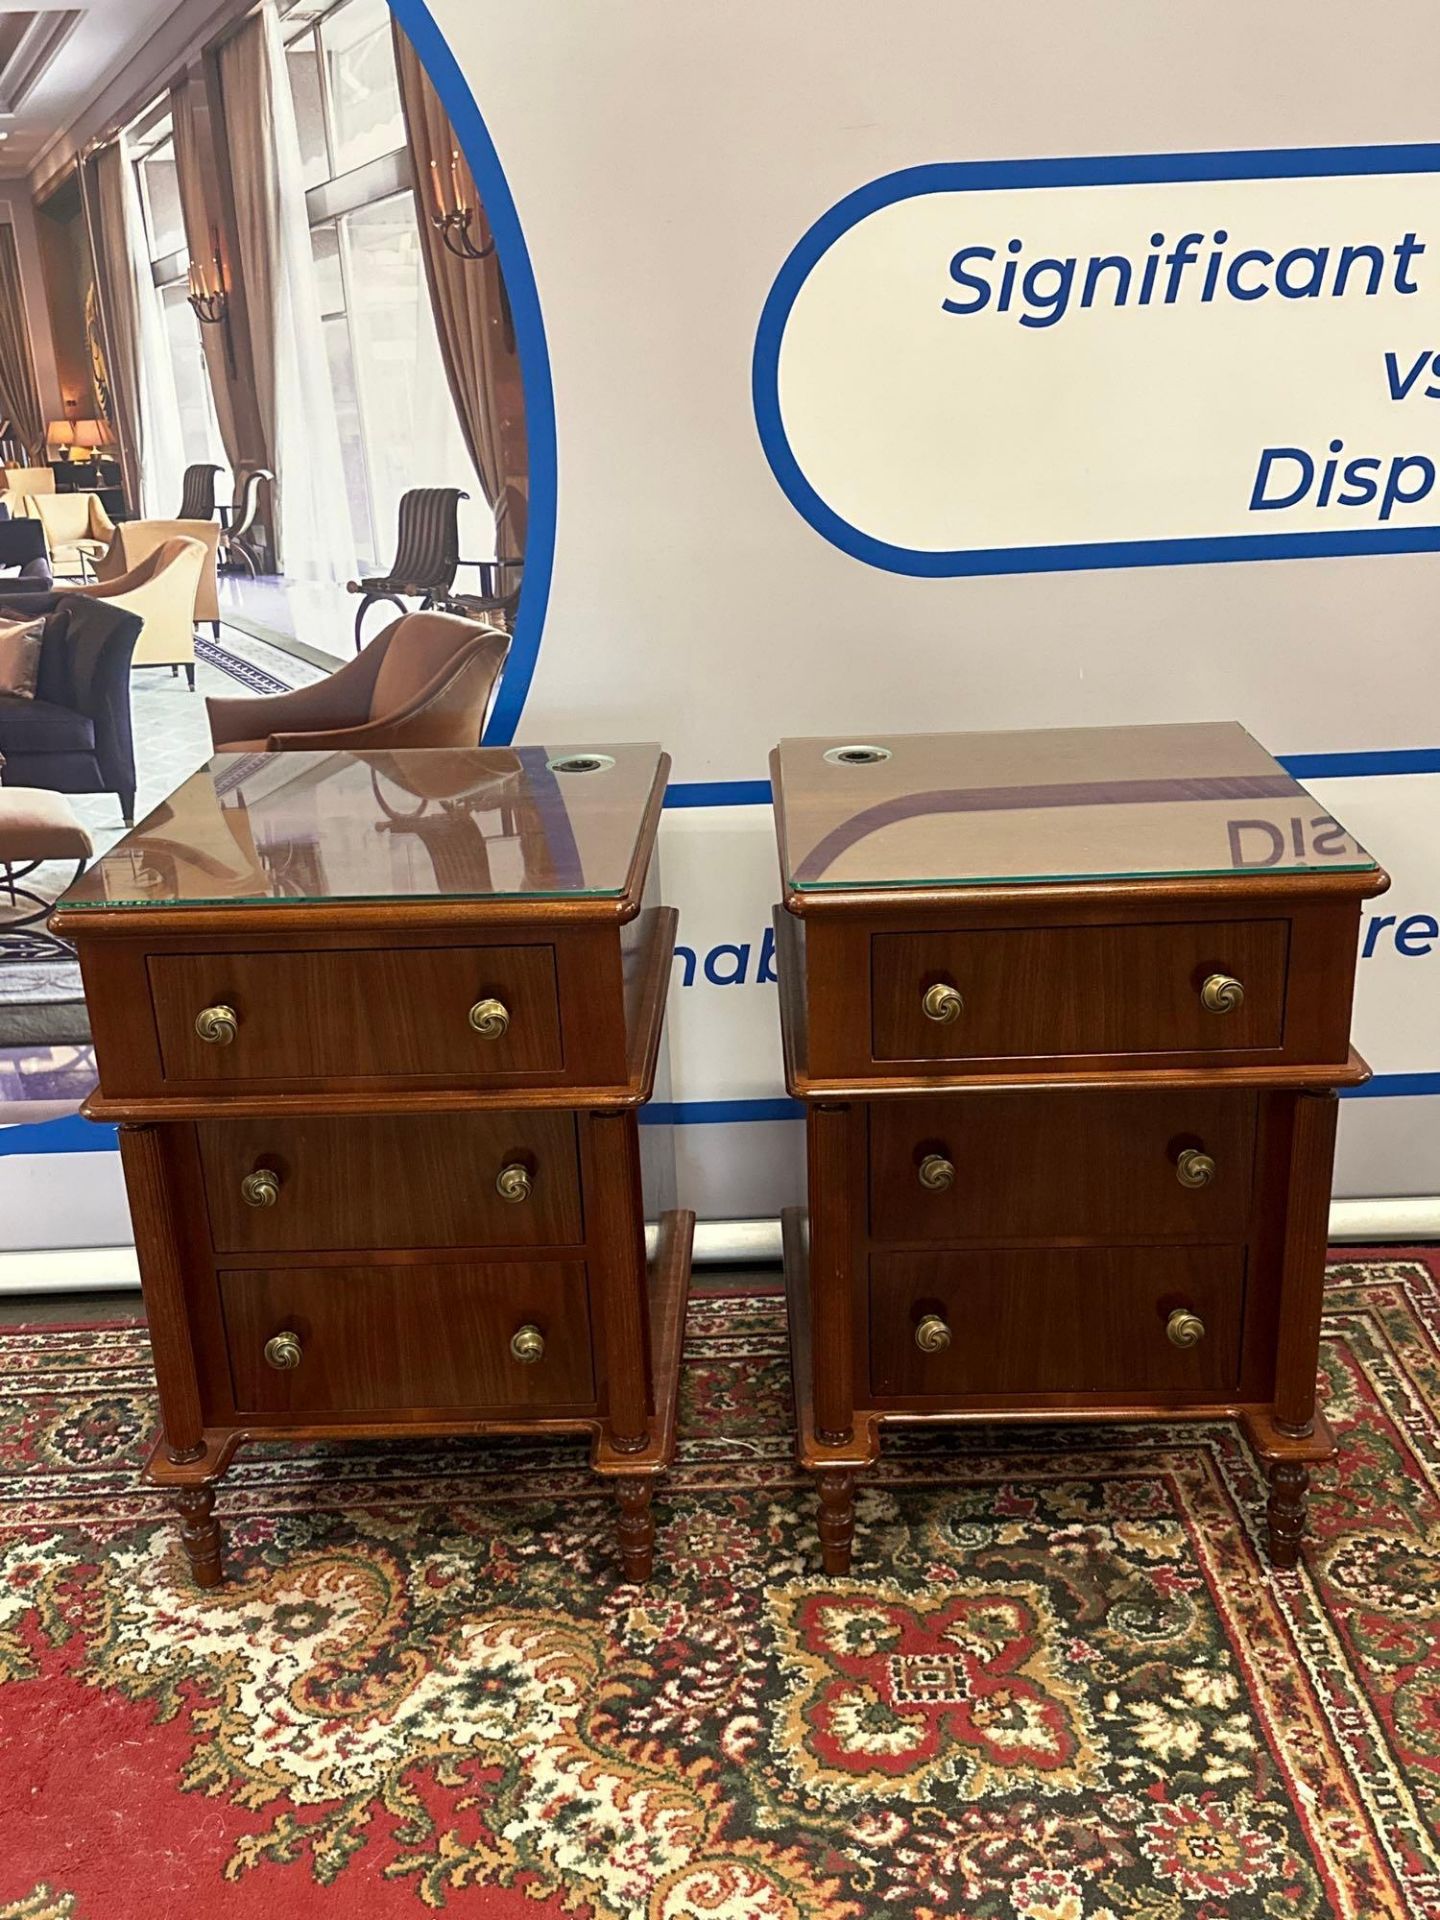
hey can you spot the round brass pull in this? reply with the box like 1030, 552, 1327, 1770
918, 1152, 955, 1192
240, 1167, 281, 1209
496, 1162, 532, 1205
915, 1312, 952, 1353
264, 1330, 302, 1370
194, 1003, 238, 1046
1166, 1309, 1206, 1350
510, 1323, 545, 1365
1199, 973, 1244, 1014
921, 982, 963, 1025
468, 996, 510, 1039
1174, 1148, 1216, 1189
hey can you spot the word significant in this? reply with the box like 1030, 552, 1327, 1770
942, 230, 1426, 330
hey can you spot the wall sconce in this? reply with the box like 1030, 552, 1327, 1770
186, 240, 228, 326
428, 148, 495, 262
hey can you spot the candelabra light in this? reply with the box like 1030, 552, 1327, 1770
429, 148, 495, 261
186, 245, 228, 326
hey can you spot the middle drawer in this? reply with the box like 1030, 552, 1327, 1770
199, 1111, 583, 1253
869, 1089, 1257, 1243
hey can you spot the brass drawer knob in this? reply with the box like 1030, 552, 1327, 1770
921, 982, 963, 1024
510, 1323, 545, 1364
264, 1330, 302, 1370
194, 1003, 238, 1046
468, 996, 510, 1038
1166, 1308, 1206, 1349
918, 1152, 955, 1192
240, 1167, 281, 1209
1200, 973, 1244, 1014
496, 1162, 532, 1204
915, 1312, 952, 1353
1174, 1148, 1215, 1189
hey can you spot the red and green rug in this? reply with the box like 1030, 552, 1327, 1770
2, 1251, 1439, 1918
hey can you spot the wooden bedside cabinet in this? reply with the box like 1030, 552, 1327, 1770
770, 723, 1387, 1572
54, 745, 693, 1587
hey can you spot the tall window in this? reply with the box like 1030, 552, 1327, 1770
129, 108, 228, 481
284, 0, 481, 572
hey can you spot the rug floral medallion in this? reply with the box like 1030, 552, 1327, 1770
2, 1254, 1440, 1918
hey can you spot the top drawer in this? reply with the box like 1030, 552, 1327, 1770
149, 944, 562, 1085
871, 920, 1289, 1065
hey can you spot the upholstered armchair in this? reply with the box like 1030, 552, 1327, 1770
31, 491, 116, 577
97, 519, 222, 634
0, 519, 53, 588
0, 467, 56, 504
60, 536, 208, 685
0, 594, 141, 824
207, 611, 509, 752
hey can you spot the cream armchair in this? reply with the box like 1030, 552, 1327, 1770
96, 518, 221, 632
0, 467, 56, 503
63, 535, 207, 684
32, 491, 116, 577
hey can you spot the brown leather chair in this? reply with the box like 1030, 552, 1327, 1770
206, 610, 510, 753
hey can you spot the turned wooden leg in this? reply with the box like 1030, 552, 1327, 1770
817, 1468, 856, 1576
615, 1478, 655, 1583
1266, 1461, 1309, 1568
172, 1485, 224, 1588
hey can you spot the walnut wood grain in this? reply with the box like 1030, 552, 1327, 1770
69, 747, 687, 1584
872, 920, 1290, 1062
869, 1245, 1246, 1399
773, 905, 1370, 1099
116, 1124, 206, 1463
1272, 1089, 1340, 1435
220, 1259, 595, 1415
144, 1207, 696, 1487
772, 727, 1372, 1573
583, 1111, 652, 1451
868, 1089, 1257, 1244
1266, 1460, 1309, 1567
198, 1110, 582, 1253
150, 944, 564, 1083
172, 1485, 224, 1587
817, 1469, 857, 1575
615, 1479, 656, 1582
807, 1104, 854, 1445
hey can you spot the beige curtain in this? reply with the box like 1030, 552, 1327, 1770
218, 7, 355, 580
392, 20, 525, 579
84, 146, 145, 508
170, 77, 244, 472
0, 225, 44, 461
216, 21, 279, 512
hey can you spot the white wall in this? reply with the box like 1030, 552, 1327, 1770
392, 0, 1440, 1220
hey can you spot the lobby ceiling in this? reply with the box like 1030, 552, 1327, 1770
0, 0, 183, 175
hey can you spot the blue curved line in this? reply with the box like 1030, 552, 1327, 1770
387, 0, 555, 742
753, 143, 1440, 579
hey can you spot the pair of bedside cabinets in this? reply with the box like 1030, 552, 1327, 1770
56, 723, 1383, 1584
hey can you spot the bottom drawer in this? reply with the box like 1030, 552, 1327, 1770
870, 1245, 1245, 1399
221, 1260, 595, 1416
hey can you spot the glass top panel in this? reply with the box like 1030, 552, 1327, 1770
778, 723, 1376, 891
60, 746, 663, 910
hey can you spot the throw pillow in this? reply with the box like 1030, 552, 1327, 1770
0, 616, 45, 700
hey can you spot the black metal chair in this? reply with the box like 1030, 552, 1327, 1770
443, 482, 527, 631
218, 466, 274, 577
346, 486, 468, 651
178, 464, 223, 521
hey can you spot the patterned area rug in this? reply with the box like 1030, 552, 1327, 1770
2, 1252, 1439, 1919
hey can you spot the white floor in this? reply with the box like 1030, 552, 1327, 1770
218, 573, 362, 664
